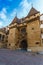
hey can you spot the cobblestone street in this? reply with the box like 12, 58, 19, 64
0, 49, 43, 65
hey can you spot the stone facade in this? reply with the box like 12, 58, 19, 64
0, 29, 6, 48
0, 7, 43, 52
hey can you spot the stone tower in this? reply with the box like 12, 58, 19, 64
26, 7, 41, 51
7, 16, 19, 49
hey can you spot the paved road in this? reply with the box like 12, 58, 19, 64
0, 49, 43, 65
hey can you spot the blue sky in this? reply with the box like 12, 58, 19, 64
0, 0, 43, 28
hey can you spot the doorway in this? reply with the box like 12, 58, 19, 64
20, 39, 28, 50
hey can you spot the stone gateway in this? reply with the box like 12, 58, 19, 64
0, 7, 43, 52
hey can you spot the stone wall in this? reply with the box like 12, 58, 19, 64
27, 46, 43, 52
26, 17, 41, 47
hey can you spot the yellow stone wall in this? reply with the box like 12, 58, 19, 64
0, 11, 42, 52
7, 15, 41, 51
8, 27, 19, 49
26, 18, 41, 48
28, 46, 43, 52
0, 31, 6, 48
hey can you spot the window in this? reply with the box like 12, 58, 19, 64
2, 35, 5, 41
32, 28, 34, 30
36, 42, 39, 44
9, 44, 11, 46
21, 28, 26, 33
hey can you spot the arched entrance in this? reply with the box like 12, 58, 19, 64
20, 39, 28, 50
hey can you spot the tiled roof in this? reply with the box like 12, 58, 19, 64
9, 7, 40, 25
10, 16, 18, 25
27, 7, 39, 17
9, 17, 24, 25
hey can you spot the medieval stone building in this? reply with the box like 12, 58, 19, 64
0, 7, 43, 52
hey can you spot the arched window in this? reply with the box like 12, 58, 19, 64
21, 28, 26, 33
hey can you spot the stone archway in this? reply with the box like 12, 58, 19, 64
20, 39, 28, 50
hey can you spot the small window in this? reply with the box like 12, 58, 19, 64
36, 42, 39, 44
32, 28, 34, 30
2, 35, 5, 41
9, 44, 11, 46
21, 28, 26, 33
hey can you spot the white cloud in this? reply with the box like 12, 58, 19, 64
0, 8, 11, 27
17, 0, 31, 18
0, 21, 3, 27
10, 0, 31, 18
0, 0, 32, 27
0, 12, 6, 20
2, 8, 7, 13
0, 7, 16, 28
11, 9, 17, 17
19, 0, 31, 9
0, 8, 7, 21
